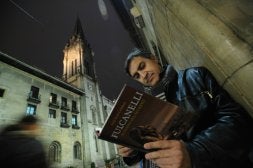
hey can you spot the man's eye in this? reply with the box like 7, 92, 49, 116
139, 62, 145, 70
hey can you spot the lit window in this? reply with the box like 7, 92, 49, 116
26, 104, 36, 115
50, 93, 57, 104
72, 115, 78, 126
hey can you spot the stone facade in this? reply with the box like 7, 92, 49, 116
0, 19, 118, 168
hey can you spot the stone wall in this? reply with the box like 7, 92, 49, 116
136, 0, 253, 116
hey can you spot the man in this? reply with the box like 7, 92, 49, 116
0, 115, 48, 168
118, 48, 253, 168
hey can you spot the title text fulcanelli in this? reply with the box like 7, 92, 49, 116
111, 91, 143, 139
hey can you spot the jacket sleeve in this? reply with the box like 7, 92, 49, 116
185, 67, 253, 168
123, 151, 144, 166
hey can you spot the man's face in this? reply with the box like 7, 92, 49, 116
128, 56, 161, 86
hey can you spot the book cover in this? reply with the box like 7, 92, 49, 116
98, 85, 196, 152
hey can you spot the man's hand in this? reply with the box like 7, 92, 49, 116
117, 145, 136, 157
144, 140, 191, 168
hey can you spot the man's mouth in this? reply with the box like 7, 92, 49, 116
146, 73, 153, 84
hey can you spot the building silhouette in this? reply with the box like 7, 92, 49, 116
0, 18, 117, 168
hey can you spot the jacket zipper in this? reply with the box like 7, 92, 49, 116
201, 91, 213, 99
180, 91, 213, 100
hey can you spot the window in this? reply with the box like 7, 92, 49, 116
61, 97, 67, 107
49, 141, 61, 163
49, 93, 59, 108
75, 59, 77, 74
50, 93, 57, 104
61, 112, 67, 124
71, 61, 74, 76
26, 104, 36, 115
0, 88, 5, 97
49, 109, 56, 118
73, 142, 82, 159
60, 112, 70, 128
61, 97, 69, 111
72, 100, 77, 110
29, 86, 39, 99
72, 115, 80, 129
72, 100, 78, 112
27, 86, 41, 103
72, 115, 78, 126
71, 59, 78, 75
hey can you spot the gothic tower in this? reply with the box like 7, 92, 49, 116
63, 17, 96, 88
62, 18, 117, 167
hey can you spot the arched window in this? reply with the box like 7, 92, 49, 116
49, 141, 61, 163
73, 141, 82, 159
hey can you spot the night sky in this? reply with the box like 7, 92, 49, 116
0, 0, 141, 100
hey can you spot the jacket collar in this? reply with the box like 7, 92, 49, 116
151, 64, 178, 95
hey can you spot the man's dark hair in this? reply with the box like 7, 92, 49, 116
124, 48, 152, 76
0, 115, 38, 135
19, 115, 38, 125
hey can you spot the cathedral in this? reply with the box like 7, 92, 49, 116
0, 18, 118, 168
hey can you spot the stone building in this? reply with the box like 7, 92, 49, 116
0, 18, 117, 168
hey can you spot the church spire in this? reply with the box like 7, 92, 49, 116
65, 17, 87, 49
73, 17, 85, 41
62, 17, 96, 87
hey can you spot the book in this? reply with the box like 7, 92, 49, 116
98, 85, 197, 152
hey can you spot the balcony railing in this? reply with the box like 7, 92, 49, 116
49, 101, 60, 109
60, 123, 70, 128
71, 107, 80, 114
27, 93, 41, 104
72, 125, 80, 129
60, 104, 70, 111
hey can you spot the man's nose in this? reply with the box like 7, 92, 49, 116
139, 71, 147, 80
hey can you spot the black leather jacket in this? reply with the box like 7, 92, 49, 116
124, 66, 253, 168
